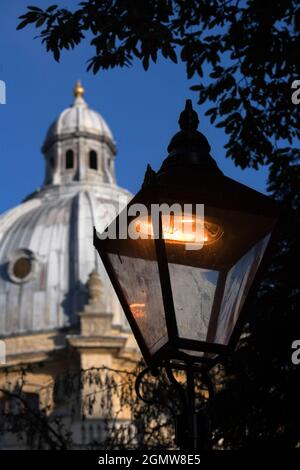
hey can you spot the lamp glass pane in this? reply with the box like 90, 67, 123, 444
168, 263, 219, 341
107, 240, 168, 355
215, 233, 271, 345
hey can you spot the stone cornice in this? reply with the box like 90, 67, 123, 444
67, 334, 127, 355
42, 131, 117, 155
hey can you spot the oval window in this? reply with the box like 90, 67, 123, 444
12, 257, 32, 280
7, 249, 36, 283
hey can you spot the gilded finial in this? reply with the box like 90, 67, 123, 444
74, 80, 85, 98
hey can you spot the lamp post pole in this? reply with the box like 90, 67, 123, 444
135, 362, 214, 450
177, 364, 213, 451
186, 365, 197, 449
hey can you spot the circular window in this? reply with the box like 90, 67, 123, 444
12, 257, 32, 280
7, 249, 36, 283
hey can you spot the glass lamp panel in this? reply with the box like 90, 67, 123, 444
167, 260, 219, 341
214, 233, 271, 345
107, 238, 168, 356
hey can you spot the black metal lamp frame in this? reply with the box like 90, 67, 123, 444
93, 99, 281, 450
93, 212, 279, 368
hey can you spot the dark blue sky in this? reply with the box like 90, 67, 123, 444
0, 0, 269, 215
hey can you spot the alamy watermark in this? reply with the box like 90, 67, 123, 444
95, 199, 222, 251
291, 80, 300, 105
291, 340, 300, 365
0, 80, 6, 104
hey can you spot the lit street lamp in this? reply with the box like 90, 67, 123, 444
94, 100, 279, 449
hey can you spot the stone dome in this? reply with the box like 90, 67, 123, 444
43, 81, 114, 153
0, 83, 132, 338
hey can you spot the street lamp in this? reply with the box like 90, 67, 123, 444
94, 100, 279, 449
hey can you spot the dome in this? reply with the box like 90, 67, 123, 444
0, 82, 132, 337
0, 183, 131, 337
41, 81, 118, 187
43, 81, 115, 153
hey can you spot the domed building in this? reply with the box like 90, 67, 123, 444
0, 82, 139, 446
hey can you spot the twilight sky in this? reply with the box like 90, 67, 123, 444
0, 0, 269, 215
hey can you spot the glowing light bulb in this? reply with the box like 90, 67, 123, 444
130, 303, 146, 318
134, 214, 223, 245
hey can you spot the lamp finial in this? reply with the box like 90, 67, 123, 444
179, 99, 199, 132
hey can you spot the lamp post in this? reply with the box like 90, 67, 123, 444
94, 100, 279, 450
